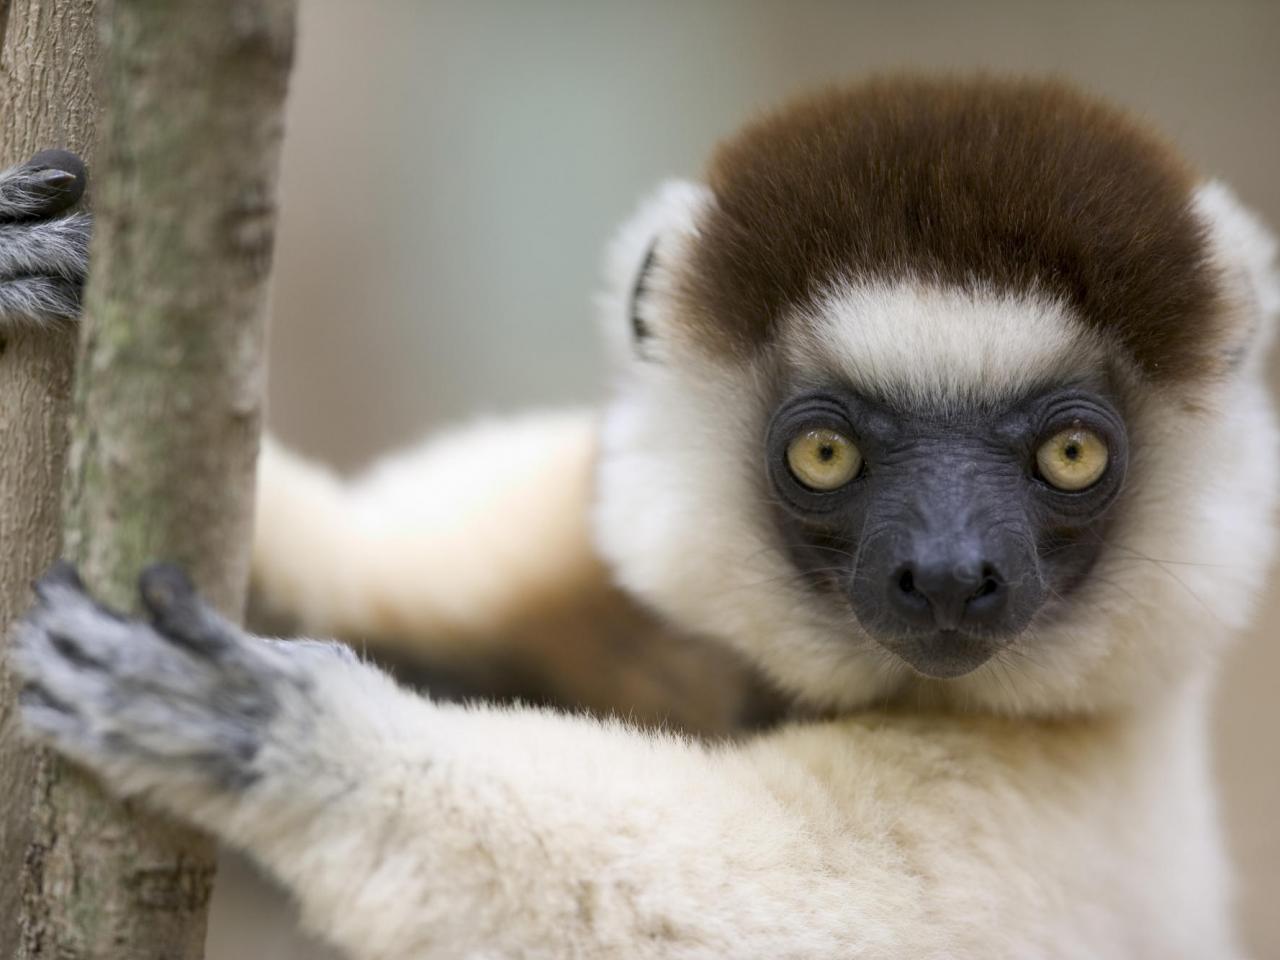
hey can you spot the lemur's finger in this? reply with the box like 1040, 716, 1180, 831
0, 150, 88, 222
31, 561, 124, 628
0, 214, 91, 280
0, 274, 85, 326
139, 563, 239, 657
36, 559, 87, 595
19, 682, 72, 713
16, 683, 87, 745
9, 612, 113, 713
24, 564, 125, 672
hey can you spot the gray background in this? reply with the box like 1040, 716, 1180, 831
213, 2, 1280, 956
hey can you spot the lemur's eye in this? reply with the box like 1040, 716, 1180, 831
1036, 425, 1109, 491
786, 429, 862, 491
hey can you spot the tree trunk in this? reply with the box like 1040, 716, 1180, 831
2, 0, 298, 956
0, 0, 98, 952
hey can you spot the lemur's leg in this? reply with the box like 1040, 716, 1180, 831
253, 421, 781, 734
0, 150, 91, 326
11, 566, 880, 960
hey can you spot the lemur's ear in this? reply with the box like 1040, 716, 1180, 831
598, 180, 712, 364
1193, 181, 1279, 376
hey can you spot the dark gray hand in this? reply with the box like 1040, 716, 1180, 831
0, 149, 91, 326
10, 562, 356, 796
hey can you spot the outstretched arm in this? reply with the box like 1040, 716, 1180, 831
0, 146, 611, 661
0, 148, 772, 734
252, 410, 602, 651
11, 566, 888, 960
0, 149, 609, 659
0, 145, 770, 733
253, 424, 778, 734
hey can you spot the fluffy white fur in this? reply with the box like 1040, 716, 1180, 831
9, 175, 1278, 960
252, 409, 599, 657
9, 576, 1244, 958
1195, 179, 1280, 371
791, 282, 1110, 412
596, 179, 712, 368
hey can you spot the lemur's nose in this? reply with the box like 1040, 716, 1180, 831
888, 558, 1007, 632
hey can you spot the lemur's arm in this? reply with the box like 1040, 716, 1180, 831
10, 566, 891, 959
253, 424, 782, 733
0, 151, 91, 325
0, 149, 605, 659
0, 147, 774, 732
0, 147, 608, 661
252, 411, 602, 653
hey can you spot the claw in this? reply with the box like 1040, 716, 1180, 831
37, 169, 77, 189
27, 149, 87, 181
22, 149, 88, 213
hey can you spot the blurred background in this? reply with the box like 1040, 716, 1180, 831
208, 1, 1280, 956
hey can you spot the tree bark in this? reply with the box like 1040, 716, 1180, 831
0, 0, 98, 952
2, 0, 297, 956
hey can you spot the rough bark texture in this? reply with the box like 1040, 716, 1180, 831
2, 0, 297, 956
0, 0, 98, 952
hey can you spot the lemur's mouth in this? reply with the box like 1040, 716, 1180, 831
878, 630, 1002, 680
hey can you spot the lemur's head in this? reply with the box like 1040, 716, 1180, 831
593, 76, 1280, 716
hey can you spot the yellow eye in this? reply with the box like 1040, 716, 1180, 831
1036, 426, 1109, 491
786, 428, 862, 491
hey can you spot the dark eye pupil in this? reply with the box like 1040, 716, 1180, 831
1064, 443, 1080, 461
818, 444, 835, 462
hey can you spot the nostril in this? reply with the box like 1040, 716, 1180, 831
897, 568, 916, 595
887, 565, 931, 621
969, 565, 1002, 601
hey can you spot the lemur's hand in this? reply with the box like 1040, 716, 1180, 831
0, 149, 91, 326
9, 562, 355, 802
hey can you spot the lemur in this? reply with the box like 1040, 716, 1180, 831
4, 75, 1279, 958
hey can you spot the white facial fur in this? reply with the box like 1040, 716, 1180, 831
593, 181, 1280, 716
789, 281, 1110, 413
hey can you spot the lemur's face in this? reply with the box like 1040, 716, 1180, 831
763, 380, 1127, 680
595, 78, 1279, 714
